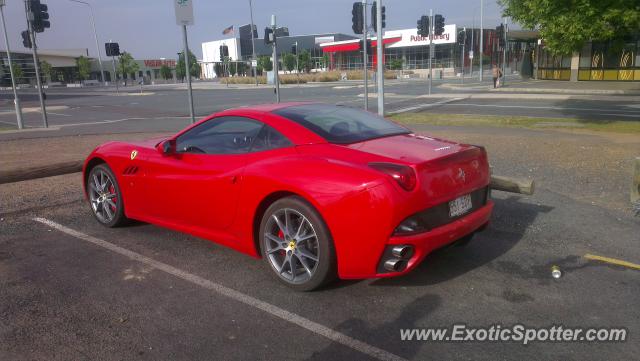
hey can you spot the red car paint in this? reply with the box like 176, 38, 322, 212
83, 103, 493, 279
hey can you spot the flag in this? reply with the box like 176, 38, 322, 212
222, 25, 234, 35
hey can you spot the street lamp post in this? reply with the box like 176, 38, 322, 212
0, 0, 24, 129
479, 0, 483, 82
248, 0, 258, 86
69, 0, 106, 86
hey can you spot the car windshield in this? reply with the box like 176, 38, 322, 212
273, 104, 411, 144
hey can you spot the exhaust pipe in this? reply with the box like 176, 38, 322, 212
391, 245, 413, 259
384, 259, 406, 272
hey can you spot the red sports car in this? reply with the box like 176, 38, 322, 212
83, 103, 493, 290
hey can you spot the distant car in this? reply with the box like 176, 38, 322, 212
83, 103, 493, 290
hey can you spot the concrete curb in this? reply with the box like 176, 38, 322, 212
439, 82, 640, 95
0, 160, 83, 185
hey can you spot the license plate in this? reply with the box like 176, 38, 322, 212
449, 194, 472, 218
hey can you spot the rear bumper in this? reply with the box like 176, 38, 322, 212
372, 201, 494, 278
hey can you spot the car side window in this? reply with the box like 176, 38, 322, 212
176, 116, 263, 155
250, 125, 293, 152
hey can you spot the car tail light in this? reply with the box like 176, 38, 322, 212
369, 162, 416, 191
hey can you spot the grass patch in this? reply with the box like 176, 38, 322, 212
391, 113, 640, 134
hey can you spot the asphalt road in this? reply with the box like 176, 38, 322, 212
1, 80, 639, 139
1, 121, 639, 360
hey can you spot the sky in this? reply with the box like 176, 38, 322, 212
1, 0, 505, 60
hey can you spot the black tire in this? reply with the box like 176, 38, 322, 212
259, 196, 337, 291
87, 164, 128, 228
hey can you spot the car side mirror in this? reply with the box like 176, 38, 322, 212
159, 139, 176, 155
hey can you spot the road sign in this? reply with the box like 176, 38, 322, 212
469, 50, 474, 59
251, 60, 257, 67
174, 0, 194, 26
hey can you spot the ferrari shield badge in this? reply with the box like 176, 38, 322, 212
130, 150, 138, 160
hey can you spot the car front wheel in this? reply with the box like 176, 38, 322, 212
259, 196, 336, 291
87, 164, 128, 227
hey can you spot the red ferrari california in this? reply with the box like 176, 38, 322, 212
83, 103, 493, 290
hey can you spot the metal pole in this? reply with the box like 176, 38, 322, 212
428, 9, 433, 95
479, 0, 483, 82
470, 24, 474, 77
182, 25, 195, 123
271, 15, 280, 103
362, 0, 368, 111
295, 41, 299, 85
376, 0, 384, 116
461, 27, 465, 84
502, 18, 508, 86
0, 1, 24, 129
69, 0, 105, 86
25, 0, 47, 128
248, 0, 258, 86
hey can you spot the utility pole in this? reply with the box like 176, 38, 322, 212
295, 41, 300, 85
182, 25, 195, 123
24, 0, 47, 128
271, 15, 280, 103
248, 0, 258, 86
362, 0, 368, 111
479, 0, 483, 82
428, 8, 433, 95
376, 0, 384, 116
0, 0, 24, 129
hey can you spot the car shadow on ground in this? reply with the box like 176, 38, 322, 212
367, 195, 554, 288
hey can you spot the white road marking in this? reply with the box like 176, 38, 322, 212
388, 97, 465, 115
33, 217, 408, 361
56, 116, 192, 128
446, 103, 640, 114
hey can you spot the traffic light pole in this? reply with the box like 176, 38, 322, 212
271, 15, 280, 103
375, 0, 384, 116
362, 0, 368, 111
0, 0, 24, 129
182, 24, 195, 124
428, 9, 433, 96
25, 0, 47, 128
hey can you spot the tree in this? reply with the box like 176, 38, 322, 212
76, 56, 91, 81
12, 62, 24, 83
159, 64, 173, 82
283, 53, 296, 73
176, 50, 200, 81
117, 52, 139, 85
389, 58, 403, 70
40, 60, 53, 83
297, 50, 311, 73
321, 53, 330, 70
499, 0, 640, 55
257, 55, 272, 74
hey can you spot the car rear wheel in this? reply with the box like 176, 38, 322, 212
87, 164, 127, 227
259, 196, 336, 291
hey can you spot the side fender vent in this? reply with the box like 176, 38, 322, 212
123, 166, 139, 175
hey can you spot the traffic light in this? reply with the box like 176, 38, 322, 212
457, 29, 466, 45
417, 15, 429, 37
434, 14, 445, 36
496, 24, 505, 47
291, 44, 297, 55
105, 42, 120, 57
264, 27, 274, 45
371, 2, 386, 32
29, 0, 50, 33
351, 2, 363, 35
21, 30, 32, 48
